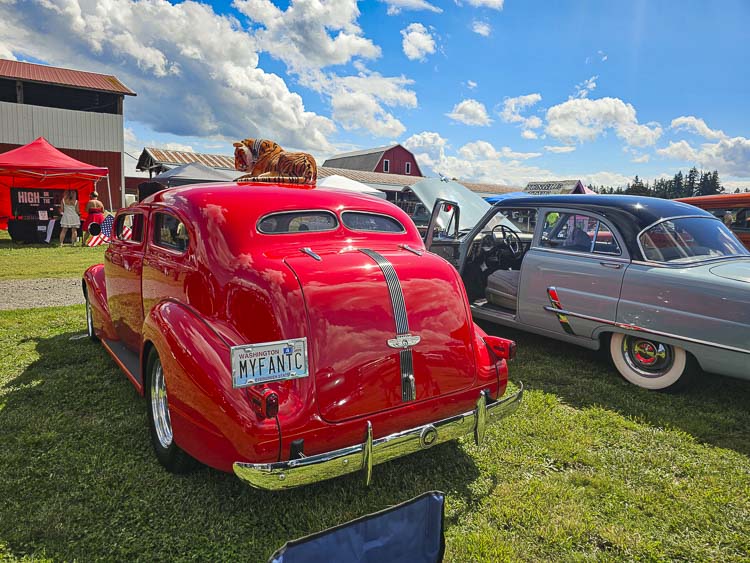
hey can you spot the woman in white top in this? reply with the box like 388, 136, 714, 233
59, 190, 80, 246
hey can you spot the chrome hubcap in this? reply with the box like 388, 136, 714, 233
622, 336, 673, 377
150, 360, 173, 448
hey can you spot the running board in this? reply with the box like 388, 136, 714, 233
102, 338, 143, 392
470, 300, 517, 323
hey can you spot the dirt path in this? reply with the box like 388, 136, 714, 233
0, 277, 84, 311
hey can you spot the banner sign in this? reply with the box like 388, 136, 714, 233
10, 188, 64, 220
524, 180, 583, 195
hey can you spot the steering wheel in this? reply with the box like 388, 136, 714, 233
492, 225, 523, 259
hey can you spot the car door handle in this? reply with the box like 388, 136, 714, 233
599, 261, 622, 269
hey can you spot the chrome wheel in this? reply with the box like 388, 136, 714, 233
150, 359, 173, 448
85, 296, 94, 338
621, 336, 674, 377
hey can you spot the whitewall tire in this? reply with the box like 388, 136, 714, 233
609, 333, 689, 391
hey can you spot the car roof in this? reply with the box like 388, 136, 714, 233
494, 194, 713, 233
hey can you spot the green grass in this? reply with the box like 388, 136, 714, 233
0, 230, 105, 281
1, 307, 749, 561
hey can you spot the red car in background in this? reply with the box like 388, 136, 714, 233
677, 193, 750, 250
82, 182, 523, 489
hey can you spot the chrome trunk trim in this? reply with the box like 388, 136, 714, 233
360, 248, 418, 402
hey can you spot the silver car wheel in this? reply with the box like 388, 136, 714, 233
150, 359, 173, 449
85, 296, 94, 338
610, 333, 687, 390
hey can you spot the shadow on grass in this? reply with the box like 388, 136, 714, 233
479, 321, 750, 456
0, 331, 485, 561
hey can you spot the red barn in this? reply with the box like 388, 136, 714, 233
0, 59, 135, 210
323, 144, 423, 177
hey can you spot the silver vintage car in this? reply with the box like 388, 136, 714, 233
418, 187, 750, 391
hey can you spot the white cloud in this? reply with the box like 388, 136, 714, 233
308, 68, 417, 138
381, 0, 442, 15
695, 137, 750, 177
499, 93, 543, 137
544, 145, 576, 154
471, 21, 491, 36
631, 154, 650, 163
656, 140, 699, 161
1, 0, 421, 145
467, 80, 478, 89
546, 97, 662, 147
400, 23, 436, 62
583, 171, 630, 187
233, 0, 380, 70
572, 75, 597, 99
466, 0, 504, 10
446, 99, 493, 126
598, 50, 607, 62
670, 116, 727, 140
458, 141, 541, 161
0, 0, 339, 150
404, 131, 623, 187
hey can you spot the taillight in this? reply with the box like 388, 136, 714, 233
484, 336, 517, 361
246, 387, 279, 418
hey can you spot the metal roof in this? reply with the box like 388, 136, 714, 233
136, 147, 235, 172
322, 144, 397, 171
318, 166, 416, 187
0, 59, 136, 96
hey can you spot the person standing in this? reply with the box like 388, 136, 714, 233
82, 191, 106, 246
59, 190, 80, 246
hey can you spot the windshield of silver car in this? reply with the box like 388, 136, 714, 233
639, 217, 748, 263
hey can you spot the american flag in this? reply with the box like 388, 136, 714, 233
121, 225, 133, 240
87, 214, 115, 247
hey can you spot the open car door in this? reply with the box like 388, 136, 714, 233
424, 198, 462, 267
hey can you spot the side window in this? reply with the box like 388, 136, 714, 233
405, 162, 411, 174
382, 159, 390, 173
114, 213, 144, 243
540, 212, 621, 255
154, 213, 189, 252
592, 222, 621, 255
732, 208, 749, 231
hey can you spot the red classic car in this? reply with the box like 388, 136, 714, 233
82, 182, 523, 489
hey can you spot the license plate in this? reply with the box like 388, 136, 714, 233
231, 337, 308, 388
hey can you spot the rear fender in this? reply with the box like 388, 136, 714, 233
142, 300, 281, 472
472, 323, 507, 400
83, 264, 117, 341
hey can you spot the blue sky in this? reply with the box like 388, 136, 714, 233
1, 0, 748, 188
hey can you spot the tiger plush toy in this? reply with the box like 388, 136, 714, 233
233, 138, 317, 184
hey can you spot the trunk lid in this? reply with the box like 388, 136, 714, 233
285, 247, 476, 423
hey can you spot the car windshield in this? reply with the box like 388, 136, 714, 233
640, 217, 748, 263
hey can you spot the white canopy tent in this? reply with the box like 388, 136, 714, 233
317, 175, 386, 199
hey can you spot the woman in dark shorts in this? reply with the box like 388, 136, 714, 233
83, 191, 105, 246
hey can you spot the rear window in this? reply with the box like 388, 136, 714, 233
341, 212, 405, 233
258, 211, 338, 234
639, 217, 747, 263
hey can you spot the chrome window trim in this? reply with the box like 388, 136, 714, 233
630, 255, 750, 268
341, 210, 406, 234
531, 246, 630, 263
634, 214, 747, 264
256, 209, 339, 235
534, 208, 626, 258
542, 305, 750, 355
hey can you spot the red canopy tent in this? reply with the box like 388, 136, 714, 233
0, 137, 110, 229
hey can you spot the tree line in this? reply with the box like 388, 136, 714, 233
590, 167, 748, 199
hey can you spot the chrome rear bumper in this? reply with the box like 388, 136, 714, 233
233, 383, 523, 490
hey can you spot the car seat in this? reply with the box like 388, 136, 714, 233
486, 269, 520, 311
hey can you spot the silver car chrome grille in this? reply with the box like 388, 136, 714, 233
360, 248, 417, 402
